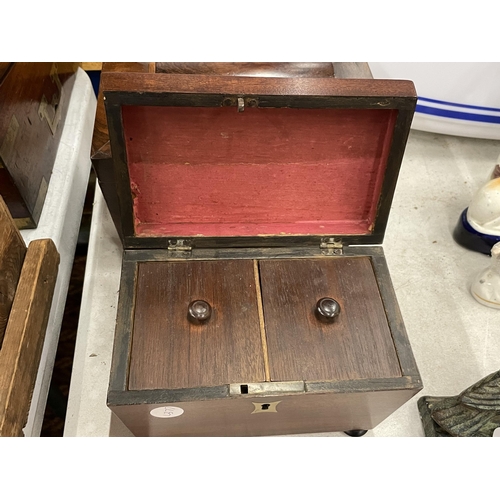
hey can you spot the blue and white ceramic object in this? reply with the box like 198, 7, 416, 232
453, 158, 500, 254
369, 63, 500, 140
471, 242, 500, 309
369, 64, 500, 254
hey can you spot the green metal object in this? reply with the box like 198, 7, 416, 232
418, 370, 500, 437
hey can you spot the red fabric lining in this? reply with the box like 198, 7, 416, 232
123, 106, 396, 237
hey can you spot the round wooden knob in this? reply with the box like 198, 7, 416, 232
188, 300, 212, 323
315, 297, 341, 322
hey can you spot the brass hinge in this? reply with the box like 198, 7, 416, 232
167, 239, 193, 252
320, 237, 343, 255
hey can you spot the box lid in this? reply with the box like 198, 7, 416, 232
103, 73, 416, 250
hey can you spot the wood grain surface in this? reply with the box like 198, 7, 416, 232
0, 63, 13, 83
155, 62, 335, 78
0, 62, 77, 227
0, 238, 59, 436
103, 72, 416, 99
110, 384, 418, 436
259, 257, 402, 382
128, 260, 266, 390
0, 197, 26, 347
110, 249, 422, 436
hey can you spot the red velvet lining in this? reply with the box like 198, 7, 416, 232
122, 106, 397, 237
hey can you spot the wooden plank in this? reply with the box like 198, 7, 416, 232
102, 72, 416, 99
259, 257, 402, 382
0, 238, 59, 436
128, 260, 266, 390
0, 196, 26, 347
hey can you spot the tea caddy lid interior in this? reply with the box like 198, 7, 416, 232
103, 73, 417, 248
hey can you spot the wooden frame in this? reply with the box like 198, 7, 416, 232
103, 74, 416, 249
0, 197, 59, 436
92, 62, 372, 160
91, 63, 376, 240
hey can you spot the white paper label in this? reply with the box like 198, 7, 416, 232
150, 406, 184, 418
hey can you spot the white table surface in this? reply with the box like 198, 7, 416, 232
65, 128, 500, 437
20, 68, 96, 437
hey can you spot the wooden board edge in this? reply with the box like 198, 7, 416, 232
0, 195, 26, 251
370, 251, 422, 379
107, 375, 423, 408
306, 376, 423, 394
0, 238, 59, 436
108, 259, 137, 392
101, 72, 416, 99
108, 385, 230, 406
0, 196, 27, 347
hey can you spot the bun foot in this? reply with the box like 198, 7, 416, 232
344, 429, 368, 437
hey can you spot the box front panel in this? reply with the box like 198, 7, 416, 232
128, 260, 266, 390
110, 387, 419, 437
110, 251, 421, 437
259, 257, 402, 382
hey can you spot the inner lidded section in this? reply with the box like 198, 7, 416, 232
122, 105, 397, 238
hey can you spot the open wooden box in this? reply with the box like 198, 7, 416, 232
103, 71, 422, 436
